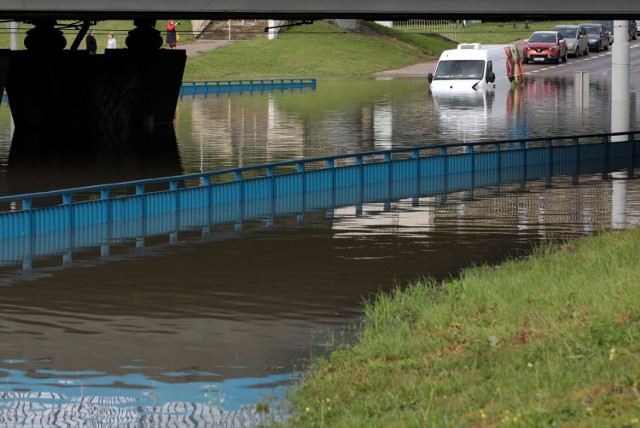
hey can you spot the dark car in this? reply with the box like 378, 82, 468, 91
522, 30, 568, 64
553, 24, 589, 57
580, 23, 610, 51
598, 20, 637, 43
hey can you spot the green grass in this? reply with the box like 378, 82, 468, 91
288, 227, 640, 426
183, 21, 435, 80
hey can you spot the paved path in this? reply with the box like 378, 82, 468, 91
372, 60, 438, 77
179, 39, 235, 58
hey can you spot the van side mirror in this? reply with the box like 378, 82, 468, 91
427, 73, 434, 83
486, 72, 495, 83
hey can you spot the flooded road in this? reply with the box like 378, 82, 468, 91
1, 73, 640, 424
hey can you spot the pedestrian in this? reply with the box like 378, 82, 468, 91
106, 32, 116, 49
166, 20, 179, 49
86, 30, 97, 54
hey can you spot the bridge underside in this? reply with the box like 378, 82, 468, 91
0, 18, 186, 158
0, 0, 638, 21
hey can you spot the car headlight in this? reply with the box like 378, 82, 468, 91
549, 45, 557, 51
589, 38, 597, 43
567, 42, 575, 49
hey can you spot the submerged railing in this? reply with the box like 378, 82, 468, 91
0, 131, 638, 268
179, 78, 316, 97
0, 78, 317, 105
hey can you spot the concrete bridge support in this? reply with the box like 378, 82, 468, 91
611, 20, 630, 142
2, 19, 186, 155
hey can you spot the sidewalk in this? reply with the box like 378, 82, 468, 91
372, 59, 438, 77
179, 39, 235, 58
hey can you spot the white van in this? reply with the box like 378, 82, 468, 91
428, 43, 523, 93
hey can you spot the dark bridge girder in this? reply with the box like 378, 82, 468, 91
2, 12, 639, 22
0, 0, 638, 21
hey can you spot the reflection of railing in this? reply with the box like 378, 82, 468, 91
179, 78, 316, 96
1, 79, 317, 105
0, 390, 286, 426
0, 132, 638, 268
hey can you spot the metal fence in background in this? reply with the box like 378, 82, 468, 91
390, 20, 464, 42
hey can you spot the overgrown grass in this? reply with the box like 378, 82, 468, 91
288, 227, 640, 426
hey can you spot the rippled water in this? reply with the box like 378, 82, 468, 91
1, 75, 639, 424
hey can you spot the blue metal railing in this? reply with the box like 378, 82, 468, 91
179, 78, 316, 97
0, 78, 317, 105
0, 131, 638, 267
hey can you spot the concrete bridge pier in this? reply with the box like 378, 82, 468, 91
3, 18, 186, 152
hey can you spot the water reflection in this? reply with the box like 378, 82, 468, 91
4, 123, 182, 195
1, 75, 639, 423
1, 76, 637, 195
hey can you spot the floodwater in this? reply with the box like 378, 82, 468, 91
1, 75, 640, 424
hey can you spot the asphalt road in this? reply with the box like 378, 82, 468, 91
521, 39, 640, 86
373, 39, 640, 85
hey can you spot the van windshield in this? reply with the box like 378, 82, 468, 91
433, 60, 485, 80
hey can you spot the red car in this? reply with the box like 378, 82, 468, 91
523, 31, 568, 64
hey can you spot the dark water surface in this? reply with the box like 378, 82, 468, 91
1, 75, 640, 424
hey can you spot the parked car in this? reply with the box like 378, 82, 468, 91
580, 23, 610, 51
597, 20, 637, 43
522, 31, 568, 64
552, 24, 589, 57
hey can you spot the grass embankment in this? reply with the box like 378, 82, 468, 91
288, 228, 640, 426
183, 20, 583, 80
183, 19, 585, 80
183, 21, 437, 80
